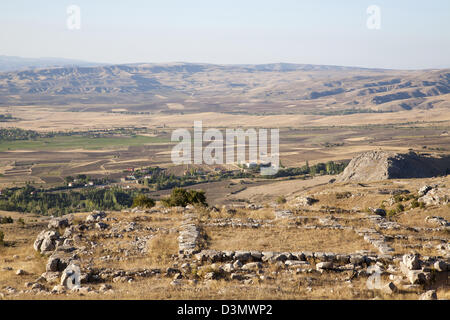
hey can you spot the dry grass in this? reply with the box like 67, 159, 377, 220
205, 226, 375, 253
146, 233, 179, 267
0, 218, 48, 291
199, 207, 275, 221
8, 268, 446, 300
1, 176, 449, 300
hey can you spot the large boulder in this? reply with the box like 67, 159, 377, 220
419, 188, 449, 206
48, 217, 70, 229
38, 271, 61, 283
34, 230, 60, 253
425, 216, 449, 227
402, 253, 421, 270
86, 211, 106, 223
60, 263, 81, 289
295, 197, 318, 206
46, 252, 78, 272
419, 290, 437, 300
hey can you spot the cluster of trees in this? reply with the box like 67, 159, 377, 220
160, 188, 207, 207
265, 161, 347, 178
0, 128, 41, 141
0, 183, 208, 214
137, 166, 251, 191
0, 114, 14, 122
132, 194, 155, 208
0, 185, 144, 216
0, 127, 151, 142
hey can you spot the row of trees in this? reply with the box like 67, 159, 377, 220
264, 160, 347, 178
0, 127, 150, 142
0, 128, 41, 141
0, 114, 14, 122
0, 184, 208, 214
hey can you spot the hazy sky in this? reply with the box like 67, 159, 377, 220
1, 0, 449, 69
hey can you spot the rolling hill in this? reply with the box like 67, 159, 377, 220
0, 62, 449, 114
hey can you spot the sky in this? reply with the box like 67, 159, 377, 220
0, 0, 449, 69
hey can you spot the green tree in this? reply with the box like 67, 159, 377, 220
161, 188, 207, 207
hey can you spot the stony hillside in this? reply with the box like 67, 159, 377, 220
0, 175, 448, 300
337, 151, 450, 182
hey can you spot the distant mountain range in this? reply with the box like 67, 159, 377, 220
0, 55, 105, 72
0, 59, 448, 114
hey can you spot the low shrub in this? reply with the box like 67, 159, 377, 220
0, 216, 13, 224
276, 196, 287, 204
161, 188, 207, 207
132, 194, 155, 208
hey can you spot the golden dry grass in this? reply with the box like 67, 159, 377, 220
2, 106, 450, 132
205, 226, 375, 253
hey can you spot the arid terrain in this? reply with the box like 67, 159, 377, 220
0, 62, 449, 300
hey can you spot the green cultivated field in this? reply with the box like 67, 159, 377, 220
0, 135, 171, 152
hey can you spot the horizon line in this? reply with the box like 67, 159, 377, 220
1, 54, 449, 72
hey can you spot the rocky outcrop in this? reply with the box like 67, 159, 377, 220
337, 151, 450, 182
419, 186, 449, 206
33, 230, 60, 253
425, 216, 449, 227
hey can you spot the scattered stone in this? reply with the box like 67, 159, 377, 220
382, 282, 398, 294
434, 260, 448, 272
86, 211, 106, 223
15, 269, 26, 276
233, 260, 243, 269
34, 230, 60, 253
48, 217, 69, 229
295, 197, 318, 206
242, 262, 262, 271
418, 185, 433, 197
95, 222, 109, 230
39, 271, 61, 283
419, 290, 437, 300
51, 285, 66, 294
419, 187, 449, 206
402, 253, 421, 270
316, 262, 333, 271
99, 284, 112, 292
275, 210, 293, 219
425, 216, 449, 227
170, 279, 182, 286
222, 263, 234, 273
31, 283, 45, 291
